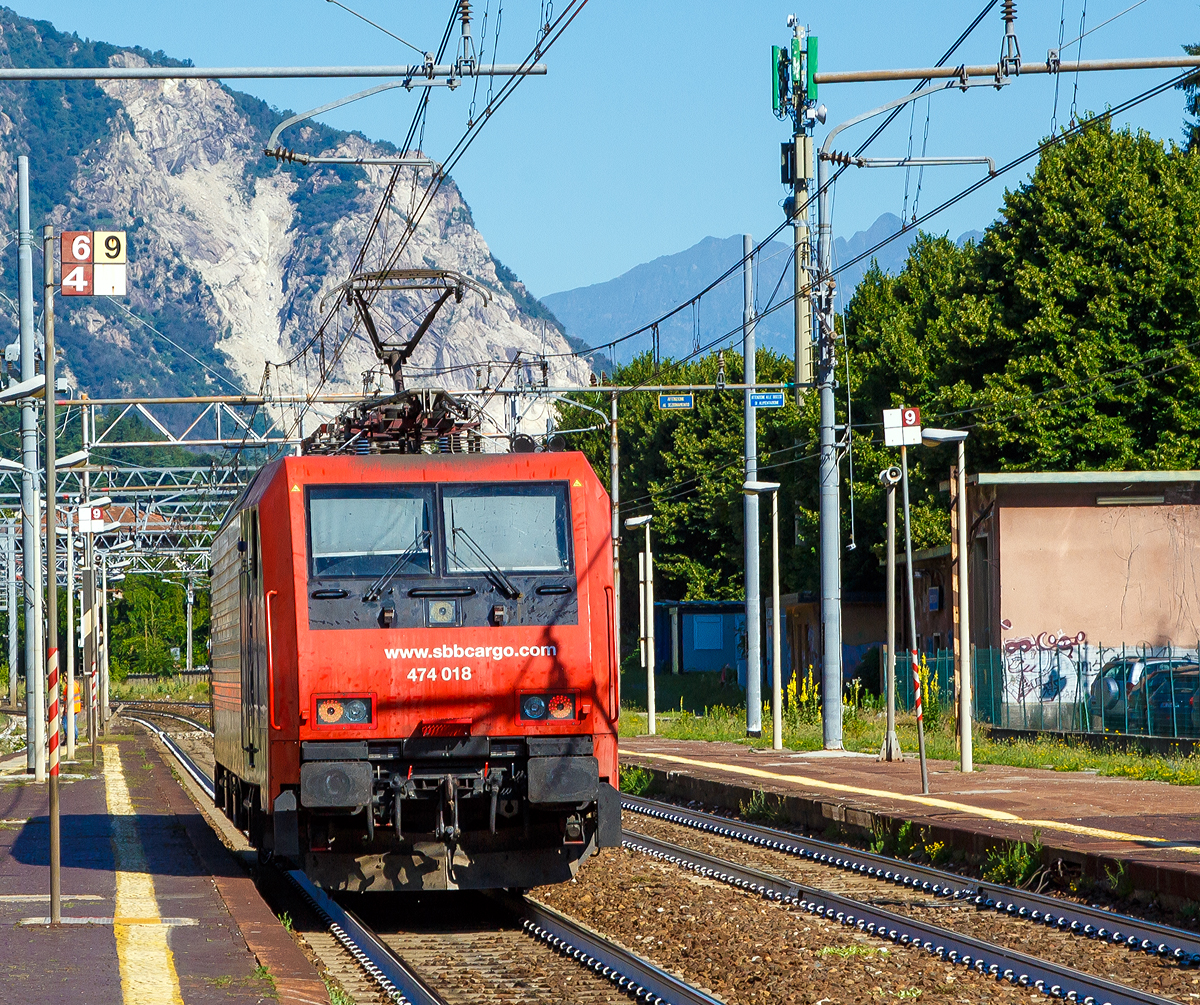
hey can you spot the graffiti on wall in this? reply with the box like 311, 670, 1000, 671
1002, 631, 1088, 703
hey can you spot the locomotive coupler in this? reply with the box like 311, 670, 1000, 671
434, 774, 462, 848
389, 776, 414, 839
486, 771, 502, 834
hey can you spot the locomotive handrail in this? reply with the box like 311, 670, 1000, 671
266, 589, 281, 731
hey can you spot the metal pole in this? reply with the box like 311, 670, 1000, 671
645, 522, 656, 736
879, 468, 902, 760
770, 490, 782, 750
900, 446, 929, 793
816, 153, 843, 750
957, 441, 972, 773
65, 523, 74, 759
813, 54, 1200, 86
5, 524, 14, 710
743, 233, 763, 739
638, 551, 646, 671
185, 580, 194, 673
100, 558, 109, 732
17, 157, 43, 778
610, 392, 620, 676
794, 127, 812, 399
43, 224, 60, 925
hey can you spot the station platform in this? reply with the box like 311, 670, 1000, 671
0, 737, 327, 1005
621, 736, 1200, 906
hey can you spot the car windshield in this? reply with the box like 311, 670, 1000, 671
1146, 665, 1200, 693
308, 485, 434, 578
1102, 662, 1137, 681
442, 483, 572, 574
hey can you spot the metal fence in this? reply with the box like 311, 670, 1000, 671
970, 642, 1200, 738
892, 650, 956, 713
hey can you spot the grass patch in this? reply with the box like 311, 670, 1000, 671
620, 671, 744, 716
278, 910, 293, 933
618, 764, 655, 797
739, 788, 788, 825
326, 981, 355, 1005
818, 945, 888, 959
620, 687, 1200, 786
982, 832, 1043, 888
112, 676, 210, 703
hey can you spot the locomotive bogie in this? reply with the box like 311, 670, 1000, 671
210, 452, 619, 892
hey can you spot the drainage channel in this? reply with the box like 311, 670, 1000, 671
624, 793, 1200, 965
624, 828, 1172, 1005
138, 714, 724, 1005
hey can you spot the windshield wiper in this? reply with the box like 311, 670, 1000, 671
364, 530, 431, 602
449, 521, 522, 600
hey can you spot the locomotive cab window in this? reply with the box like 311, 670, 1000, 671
308, 485, 434, 578
442, 483, 572, 574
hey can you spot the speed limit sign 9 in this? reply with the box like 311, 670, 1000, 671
61, 229, 127, 297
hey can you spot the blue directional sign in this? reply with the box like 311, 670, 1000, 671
658, 393, 694, 410
750, 392, 786, 408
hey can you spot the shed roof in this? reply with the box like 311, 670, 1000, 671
976, 471, 1200, 485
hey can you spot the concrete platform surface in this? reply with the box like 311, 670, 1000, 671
621, 736, 1200, 903
0, 737, 326, 1005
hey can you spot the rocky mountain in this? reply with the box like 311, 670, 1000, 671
542, 214, 985, 362
0, 8, 589, 434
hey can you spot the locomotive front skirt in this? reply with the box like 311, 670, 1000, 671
210, 452, 620, 891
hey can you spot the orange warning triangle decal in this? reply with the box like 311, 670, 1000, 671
573, 479, 582, 487
291, 484, 301, 492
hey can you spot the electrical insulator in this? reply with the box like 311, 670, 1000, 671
716, 350, 726, 391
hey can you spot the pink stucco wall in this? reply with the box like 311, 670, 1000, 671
998, 498, 1200, 648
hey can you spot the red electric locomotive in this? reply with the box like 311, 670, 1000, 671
210, 450, 620, 891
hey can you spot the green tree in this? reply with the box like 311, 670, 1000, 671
107, 575, 210, 679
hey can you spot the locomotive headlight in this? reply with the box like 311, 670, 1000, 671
343, 699, 370, 723
518, 691, 577, 721
312, 693, 375, 728
522, 695, 548, 720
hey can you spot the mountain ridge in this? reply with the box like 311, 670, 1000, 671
542, 213, 985, 362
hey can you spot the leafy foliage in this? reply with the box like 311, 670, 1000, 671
108, 574, 210, 678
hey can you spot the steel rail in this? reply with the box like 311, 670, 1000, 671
119, 706, 211, 735
623, 794, 1200, 964
287, 871, 450, 1005
131, 712, 445, 1005
138, 713, 720, 1005
624, 829, 1173, 1005
513, 894, 725, 1005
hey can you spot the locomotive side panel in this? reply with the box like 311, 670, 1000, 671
211, 517, 243, 779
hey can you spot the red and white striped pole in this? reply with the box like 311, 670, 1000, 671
899, 445, 930, 795
47, 648, 59, 776
44, 224, 61, 925
911, 649, 922, 722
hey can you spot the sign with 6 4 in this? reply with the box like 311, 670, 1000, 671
61, 230, 127, 297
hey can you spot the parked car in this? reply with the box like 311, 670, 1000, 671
1125, 663, 1200, 737
1088, 657, 1197, 734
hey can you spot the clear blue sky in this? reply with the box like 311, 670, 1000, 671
10, 1, 1199, 297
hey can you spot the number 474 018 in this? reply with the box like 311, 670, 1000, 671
407, 666, 473, 682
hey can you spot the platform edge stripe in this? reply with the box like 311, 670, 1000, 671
621, 791, 1200, 959
625, 828, 1174, 1005
519, 895, 725, 1005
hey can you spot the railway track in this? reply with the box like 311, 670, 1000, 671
132, 715, 724, 1005
623, 793, 1200, 1005
623, 793, 1200, 963
131, 713, 1191, 1005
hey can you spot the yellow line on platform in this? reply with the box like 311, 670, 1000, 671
630, 750, 1200, 853
103, 745, 185, 1005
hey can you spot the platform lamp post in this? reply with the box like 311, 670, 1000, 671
625, 514, 655, 735
920, 427, 972, 774
744, 481, 783, 749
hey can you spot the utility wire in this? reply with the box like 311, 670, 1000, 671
324, 0, 427, 57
